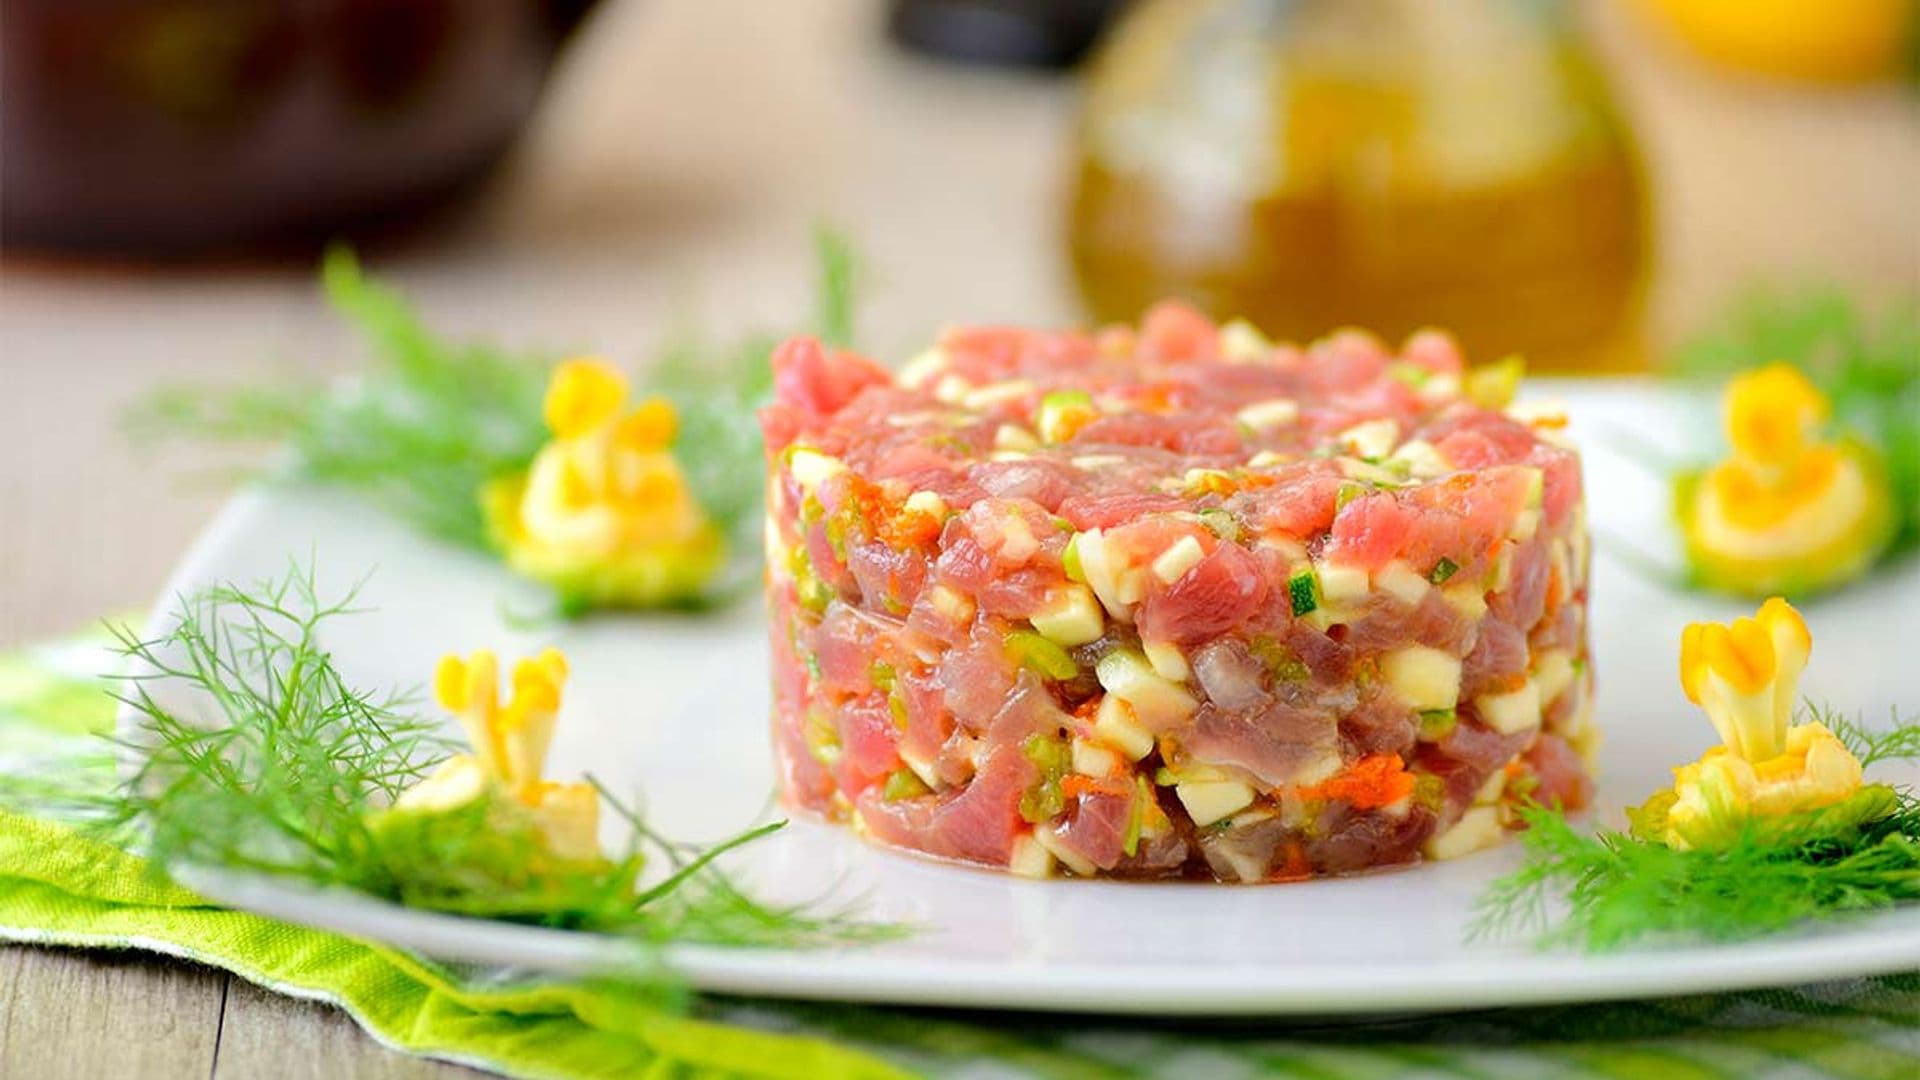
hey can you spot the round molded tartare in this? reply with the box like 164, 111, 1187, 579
759, 303, 1593, 881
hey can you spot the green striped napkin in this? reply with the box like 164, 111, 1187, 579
1, 627, 1916, 1080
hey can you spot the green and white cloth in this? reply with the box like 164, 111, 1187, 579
2, 627, 1916, 1080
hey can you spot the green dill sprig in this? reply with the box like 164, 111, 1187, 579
130, 230, 865, 575
1473, 704, 1920, 951
86, 560, 895, 949
1669, 286, 1920, 553
130, 251, 552, 552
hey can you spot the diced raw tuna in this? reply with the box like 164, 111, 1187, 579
763, 302, 1593, 880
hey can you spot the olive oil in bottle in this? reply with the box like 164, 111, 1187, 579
1068, 0, 1651, 372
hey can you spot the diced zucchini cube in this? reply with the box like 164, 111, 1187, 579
928, 584, 976, 625
1093, 695, 1156, 761
1424, 805, 1505, 861
1380, 645, 1462, 712
899, 747, 941, 791
1476, 680, 1542, 735
1375, 560, 1430, 606
963, 379, 1035, 410
895, 346, 947, 389
995, 423, 1039, 452
1075, 528, 1137, 621
1520, 466, 1546, 509
1176, 779, 1256, 828
1316, 561, 1371, 605
1287, 567, 1320, 616
1095, 648, 1198, 727
1338, 418, 1400, 460
1441, 582, 1488, 619
1219, 319, 1273, 361
904, 490, 949, 518
1071, 737, 1122, 778
1508, 508, 1541, 542
1031, 584, 1105, 647
1031, 825, 1096, 876
1531, 650, 1576, 706
1471, 768, 1509, 807
1235, 397, 1300, 430
1037, 390, 1096, 444
1143, 640, 1190, 682
1007, 832, 1057, 879
1151, 535, 1206, 584
1389, 438, 1452, 478
786, 448, 846, 494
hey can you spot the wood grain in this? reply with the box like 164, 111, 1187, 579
0, 948, 224, 1079
212, 979, 484, 1080
0, 0, 1912, 1075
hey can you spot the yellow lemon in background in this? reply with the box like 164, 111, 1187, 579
1638, 0, 1916, 82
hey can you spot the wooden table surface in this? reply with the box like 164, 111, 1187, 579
2, 2, 1915, 1076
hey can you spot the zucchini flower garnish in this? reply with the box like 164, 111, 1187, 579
391, 648, 602, 863
1675, 364, 1895, 597
1631, 598, 1893, 852
484, 358, 724, 610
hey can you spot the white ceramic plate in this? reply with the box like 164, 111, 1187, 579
129, 382, 1920, 1015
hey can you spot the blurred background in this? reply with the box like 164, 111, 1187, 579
2, 0, 1917, 642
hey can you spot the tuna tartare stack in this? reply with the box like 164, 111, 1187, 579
759, 304, 1593, 882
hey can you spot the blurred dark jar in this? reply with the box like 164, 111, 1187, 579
2, 0, 597, 256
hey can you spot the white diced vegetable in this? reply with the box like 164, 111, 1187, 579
762, 517, 790, 582
1235, 398, 1300, 430
1007, 832, 1057, 879
900, 747, 941, 791
1176, 779, 1256, 828
1071, 737, 1122, 779
1031, 584, 1104, 647
1389, 439, 1452, 478
1338, 418, 1400, 460
995, 423, 1039, 452
1032, 826, 1095, 876
904, 490, 948, 518
1151, 535, 1206, 584
1380, 645, 1463, 711
1418, 373, 1463, 403
1476, 680, 1542, 735
963, 379, 1036, 409
1092, 695, 1156, 761
1375, 560, 1430, 606
1441, 582, 1489, 619
1471, 768, 1508, 807
1143, 640, 1190, 682
895, 347, 947, 389
1219, 319, 1272, 361
1095, 648, 1198, 726
786, 448, 845, 494
998, 514, 1039, 563
1424, 806, 1505, 861
1075, 528, 1139, 621
928, 584, 975, 625
1316, 561, 1370, 605
1532, 649, 1576, 706
1508, 508, 1541, 542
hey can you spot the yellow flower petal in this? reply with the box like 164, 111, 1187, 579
613, 396, 678, 451
1724, 363, 1827, 466
1679, 623, 1709, 705
1710, 617, 1777, 696
544, 358, 629, 439
1756, 597, 1810, 676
